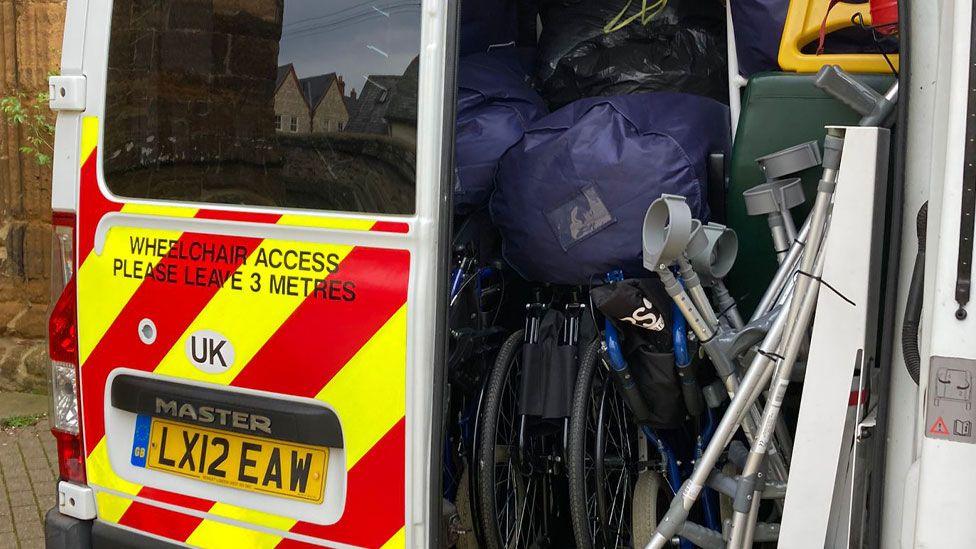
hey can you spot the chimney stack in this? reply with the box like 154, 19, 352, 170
337, 74, 346, 96
350, 88, 358, 100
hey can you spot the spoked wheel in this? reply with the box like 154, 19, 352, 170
477, 330, 563, 549
568, 339, 650, 549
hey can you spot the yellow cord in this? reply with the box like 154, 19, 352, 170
603, 0, 669, 34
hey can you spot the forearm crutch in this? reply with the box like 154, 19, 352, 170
643, 130, 846, 549
642, 197, 789, 483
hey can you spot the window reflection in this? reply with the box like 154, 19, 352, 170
104, 0, 421, 214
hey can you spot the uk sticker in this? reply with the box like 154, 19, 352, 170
925, 356, 976, 443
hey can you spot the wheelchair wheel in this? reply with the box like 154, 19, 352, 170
476, 329, 562, 548
568, 338, 649, 549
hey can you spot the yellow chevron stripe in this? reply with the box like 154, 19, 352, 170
80, 116, 98, 165
87, 440, 141, 523
86, 431, 143, 494
315, 305, 407, 467
276, 214, 377, 232
78, 210, 198, 365
95, 491, 136, 524
381, 526, 406, 549
151, 238, 355, 384
121, 203, 199, 218
185, 503, 292, 548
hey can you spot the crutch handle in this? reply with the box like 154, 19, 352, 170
815, 65, 882, 116
815, 65, 899, 127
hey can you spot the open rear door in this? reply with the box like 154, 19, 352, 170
53, 0, 454, 546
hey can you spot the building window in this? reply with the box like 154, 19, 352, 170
338, 121, 344, 131
275, 115, 282, 131
290, 116, 298, 132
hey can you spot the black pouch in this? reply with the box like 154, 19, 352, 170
591, 278, 672, 350
630, 349, 686, 428
592, 278, 687, 428
518, 309, 578, 419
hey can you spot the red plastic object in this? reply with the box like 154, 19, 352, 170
870, 0, 899, 35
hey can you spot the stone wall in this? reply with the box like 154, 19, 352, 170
0, 0, 66, 393
310, 82, 348, 134
275, 71, 311, 134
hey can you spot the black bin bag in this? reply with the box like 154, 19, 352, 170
591, 278, 686, 428
536, 0, 728, 109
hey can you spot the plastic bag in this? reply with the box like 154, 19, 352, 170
537, 0, 728, 109
459, 0, 540, 55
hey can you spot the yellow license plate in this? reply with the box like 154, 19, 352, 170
145, 418, 329, 503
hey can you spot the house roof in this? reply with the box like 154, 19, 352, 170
385, 57, 419, 124
344, 75, 401, 134
299, 73, 337, 110
343, 94, 359, 119
275, 64, 296, 93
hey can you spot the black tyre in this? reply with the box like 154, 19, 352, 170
567, 338, 645, 549
476, 329, 557, 549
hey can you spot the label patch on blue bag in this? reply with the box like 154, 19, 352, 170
131, 414, 152, 467
545, 185, 616, 251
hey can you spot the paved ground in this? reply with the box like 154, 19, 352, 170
0, 399, 57, 549
0, 395, 46, 423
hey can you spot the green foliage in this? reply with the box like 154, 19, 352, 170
1, 89, 55, 167
1, 413, 44, 429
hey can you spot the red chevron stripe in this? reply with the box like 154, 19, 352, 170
370, 220, 410, 234
136, 486, 216, 512
230, 246, 409, 396
77, 149, 122, 264
81, 230, 262, 454
117, 500, 205, 543
279, 418, 406, 548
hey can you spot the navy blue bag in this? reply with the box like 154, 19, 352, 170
731, 0, 789, 76
455, 50, 548, 214
490, 93, 730, 284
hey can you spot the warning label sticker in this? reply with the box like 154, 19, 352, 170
925, 356, 976, 444
111, 234, 358, 302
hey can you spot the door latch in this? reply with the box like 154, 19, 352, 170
48, 75, 86, 112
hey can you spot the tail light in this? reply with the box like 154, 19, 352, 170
49, 212, 85, 483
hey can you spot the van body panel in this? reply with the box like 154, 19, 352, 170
61, 0, 454, 545
76, 117, 412, 546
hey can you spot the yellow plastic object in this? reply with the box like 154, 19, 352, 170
778, 0, 900, 73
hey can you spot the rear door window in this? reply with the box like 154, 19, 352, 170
103, 0, 422, 214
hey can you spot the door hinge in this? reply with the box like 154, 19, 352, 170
48, 75, 86, 112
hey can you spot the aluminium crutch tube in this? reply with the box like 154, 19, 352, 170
726, 130, 845, 549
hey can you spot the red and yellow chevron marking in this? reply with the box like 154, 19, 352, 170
76, 117, 411, 547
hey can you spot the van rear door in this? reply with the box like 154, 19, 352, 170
56, 0, 453, 546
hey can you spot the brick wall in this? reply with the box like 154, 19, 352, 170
0, 0, 65, 393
